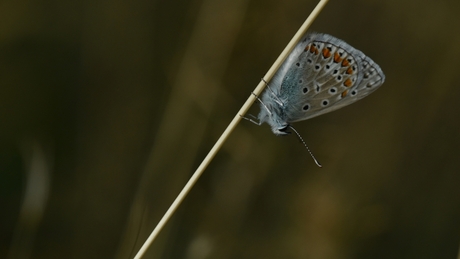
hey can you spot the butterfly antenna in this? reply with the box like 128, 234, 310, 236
289, 126, 322, 168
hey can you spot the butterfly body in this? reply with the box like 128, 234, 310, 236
258, 33, 385, 135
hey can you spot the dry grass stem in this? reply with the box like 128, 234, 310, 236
133, 0, 329, 258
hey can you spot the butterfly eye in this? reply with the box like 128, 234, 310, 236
277, 125, 291, 135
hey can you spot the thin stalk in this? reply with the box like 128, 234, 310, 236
133, 0, 329, 258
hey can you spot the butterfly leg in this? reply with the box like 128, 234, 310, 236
261, 78, 284, 107
240, 114, 261, 125
240, 93, 265, 125
250, 92, 272, 116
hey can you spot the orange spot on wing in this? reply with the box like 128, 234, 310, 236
342, 59, 350, 67
341, 90, 349, 98
309, 45, 319, 55
322, 48, 331, 58
334, 52, 342, 63
343, 78, 353, 87
346, 66, 354, 74
304, 45, 310, 52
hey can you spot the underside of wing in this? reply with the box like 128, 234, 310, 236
278, 33, 385, 123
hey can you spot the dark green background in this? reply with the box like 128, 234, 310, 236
1, 0, 459, 258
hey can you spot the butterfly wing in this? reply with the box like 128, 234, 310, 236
273, 33, 385, 123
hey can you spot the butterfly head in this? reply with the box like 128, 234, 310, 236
258, 92, 291, 136
257, 101, 291, 136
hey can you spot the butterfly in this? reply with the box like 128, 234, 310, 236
251, 33, 385, 166
257, 32, 385, 135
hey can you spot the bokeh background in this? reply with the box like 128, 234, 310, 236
1, 0, 460, 258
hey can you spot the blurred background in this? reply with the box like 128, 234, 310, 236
1, 0, 459, 258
